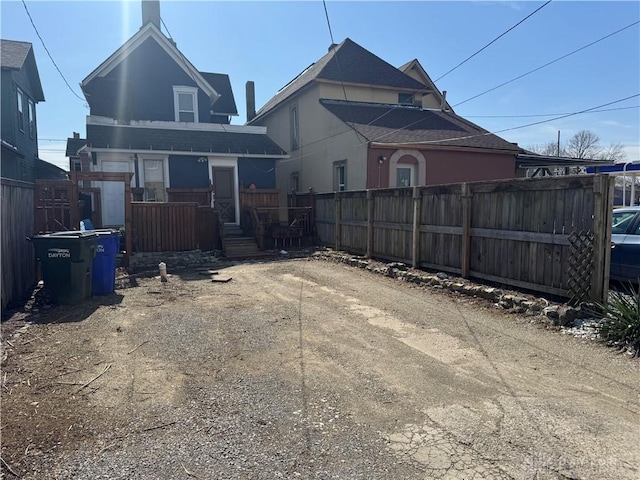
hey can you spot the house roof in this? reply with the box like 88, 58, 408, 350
81, 23, 219, 105
251, 38, 427, 123
320, 99, 522, 152
398, 58, 453, 112
200, 72, 237, 115
86, 124, 287, 157
1, 39, 31, 69
1, 39, 44, 101
66, 137, 87, 157
517, 153, 615, 169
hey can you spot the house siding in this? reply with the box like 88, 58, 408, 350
367, 147, 516, 188
1, 67, 39, 182
168, 155, 210, 188
238, 158, 276, 189
84, 38, 211, 123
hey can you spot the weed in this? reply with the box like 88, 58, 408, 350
595, 284, 640, 357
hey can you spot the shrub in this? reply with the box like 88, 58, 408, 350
595, 284, 640, 357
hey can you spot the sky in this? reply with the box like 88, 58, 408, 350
1, 0, 639, 171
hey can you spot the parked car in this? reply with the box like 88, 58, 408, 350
610, 206, 640, 284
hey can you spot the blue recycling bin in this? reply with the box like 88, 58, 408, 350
91, 230, 121, 295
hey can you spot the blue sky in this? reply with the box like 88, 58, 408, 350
2, 0, 639, 170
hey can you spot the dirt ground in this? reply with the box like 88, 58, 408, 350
1, 258, 638, 479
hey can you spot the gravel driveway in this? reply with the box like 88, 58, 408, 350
2, 258, 639, 479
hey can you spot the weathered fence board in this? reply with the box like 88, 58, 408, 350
132, 202, 199, 252
304, 175, 613, 302
2, 178, 36, 309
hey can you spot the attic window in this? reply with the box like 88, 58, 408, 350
398, 92, 414, 105
173, 86, 198, 123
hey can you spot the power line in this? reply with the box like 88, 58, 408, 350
21, 0, 86, 104
276, 96, 639, 163
463, 105, 640, 119
394, 94, 640, 146
434, 0, 552, 83
453, 20, 640, 108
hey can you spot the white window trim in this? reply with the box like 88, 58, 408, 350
28, 99, 35, 138
334, 160, 347, 192
396, 165, 415, 187
389, 150, 426, 187
17, 88, 24, 132
173, 86, 199, 123
290, 105, 299, 150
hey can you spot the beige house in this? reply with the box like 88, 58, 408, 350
247, 38, 523, 199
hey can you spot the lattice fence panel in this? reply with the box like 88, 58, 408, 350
567, 230, 594, 304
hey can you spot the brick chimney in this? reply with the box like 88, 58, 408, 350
246, 81, 256, 122
142, 0, 161, 29
73, 132, 80, 139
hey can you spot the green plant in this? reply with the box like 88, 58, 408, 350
595, 284, 640, 357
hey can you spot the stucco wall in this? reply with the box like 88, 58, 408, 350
367, 147, 517, 188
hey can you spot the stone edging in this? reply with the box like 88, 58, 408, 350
310, 248, 587, 327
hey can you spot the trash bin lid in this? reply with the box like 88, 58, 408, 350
90, 229, 121, 236
45, 230, 99, 239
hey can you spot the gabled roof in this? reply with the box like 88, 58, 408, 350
200, 72, 237, 115
1, 39, 44, 101
320, 99, 522, 152
86, 124, 287, 157
81, 23, 219, 104
66, 137, 86, 157
398, 58, 453, 112
251, 38, 426, 123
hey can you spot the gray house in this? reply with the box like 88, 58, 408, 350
1, 39, 45, 182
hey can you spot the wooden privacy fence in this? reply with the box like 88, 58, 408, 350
309, 175, 613, 302
131, 202, 218, 252
2, 178, 36, 309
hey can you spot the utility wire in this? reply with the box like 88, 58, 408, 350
463, 105, 639, 118
273, 94, 639, 165
21, 0, 86, 104
321, 0, 365, 144
394, 94, 640, 146
453, 20, 640, 108
434, 0, 552, 83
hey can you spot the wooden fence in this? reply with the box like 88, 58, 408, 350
2, 178, 36, 310
34, 179, 79, 233
306, 175, 613, 302
131, 202, 218, 252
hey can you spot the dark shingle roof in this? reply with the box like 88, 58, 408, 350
66, 137, 86, 157
86, 125, 287, 156
320, 99, 522, 152
251, 38, 426, 122
1, 39, 44, 101
200, 72, 238, 115
1, 39, 32, 69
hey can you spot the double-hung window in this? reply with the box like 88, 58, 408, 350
17, 88, 24, 132
173, 86, 198, 123
290, 105, 299, 150
334, 160, 346, 192
143, 159, 165, 202
28, 99, 35, 138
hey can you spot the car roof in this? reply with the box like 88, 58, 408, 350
613, 206, 640, 213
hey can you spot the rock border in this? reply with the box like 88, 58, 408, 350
310, 248, 589, 327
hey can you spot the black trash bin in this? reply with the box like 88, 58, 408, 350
30, 231, 98, 305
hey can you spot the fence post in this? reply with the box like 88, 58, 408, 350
366, 189, 374, 258
412, 186, 421, 268
461, 182, 472, 278
124, 175, 133, 267
335, 191, 341, 251
309, 188, 316, 237
591, 174, 613, 302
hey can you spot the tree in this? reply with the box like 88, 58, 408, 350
526, 130, 628, 176
565, 130, 602, 159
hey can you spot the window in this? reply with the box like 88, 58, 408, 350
17, 88, 24, 132
28, 99, 35, 138
398, 92, 413, 105
290, 106, 299, 150
396, 166, 414, 187
334, 160, 346, 192
290, 171, 299, 192
612, 211, 637, 234
173, 86, 198, 123
71, 160, 81, 172
143, 159, 165, 201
